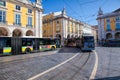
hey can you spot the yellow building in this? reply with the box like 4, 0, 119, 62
43, 8, 92, 45
97, 8, 120, 41
0, 0, 43, 37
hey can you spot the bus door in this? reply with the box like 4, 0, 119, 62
11, 38, 22, 55
33, 38, 39, 51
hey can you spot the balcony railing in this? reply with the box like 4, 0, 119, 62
13, 22, 21, 26
26, 25, 33, 28
115, 28, 120, 31
0, 21, 7, 25
106, 29, 112, 31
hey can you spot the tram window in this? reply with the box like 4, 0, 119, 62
84, 37, 94, 42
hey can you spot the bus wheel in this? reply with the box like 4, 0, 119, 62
25, 48, 31, 54
51, 47, 55, 51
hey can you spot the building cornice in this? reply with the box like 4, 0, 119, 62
97, 12, 120, 20
43, 15, 83, 25
3, 0, 42, 11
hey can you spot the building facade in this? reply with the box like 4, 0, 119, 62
0, 0, 43, 37
43, 8, 92, 45
97, 8, 120, 42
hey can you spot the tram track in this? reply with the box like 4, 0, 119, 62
47, 52, 91, 80
68, 52, 91, 80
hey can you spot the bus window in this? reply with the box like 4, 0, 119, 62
48, 40, 55, 45
51, 41, 55, 45
40, 39, 44, 45
27, 39, 33, 46
27, 42, 31, 46
84, 37, 94, 42
6, 38, 11, 47
0, 40, 4, 48
22, 38, 33, 46
22, 42, 26, 46
22, 39, 27, 46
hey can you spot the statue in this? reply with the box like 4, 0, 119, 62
35, 0, 42, 3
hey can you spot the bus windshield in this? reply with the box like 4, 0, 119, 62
84, 37, 94, 42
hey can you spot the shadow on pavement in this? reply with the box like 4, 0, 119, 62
58, 47, 80, 53
94, 76, 120, 80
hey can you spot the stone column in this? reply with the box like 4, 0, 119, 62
35, 10, 39, 37
39, 11, 43, 38
35, 10, 42, 38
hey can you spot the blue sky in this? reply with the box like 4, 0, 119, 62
31, 0, 120, 25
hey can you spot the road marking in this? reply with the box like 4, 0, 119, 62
27, 53, 79, 80
89, 50, 98, 80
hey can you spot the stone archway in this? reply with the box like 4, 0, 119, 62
0, 27, 8, 36
12, 29, 22, 37
26, 30, 33, 36
115, 32, 120, 39
106, 33, 112, 39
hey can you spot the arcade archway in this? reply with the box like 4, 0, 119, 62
0, 27, 8, 36
12, 29, 22, 37
115, 32, 120, 39
106, 33, 112, 39
26, 30, 33, 36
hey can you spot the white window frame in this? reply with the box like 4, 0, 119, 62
0, 10, 6, 23
15, 13, 21, 25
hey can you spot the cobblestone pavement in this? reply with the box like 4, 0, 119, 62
95, 47, 120, 80
0, 47, 95, 80
34, 51, 95, 80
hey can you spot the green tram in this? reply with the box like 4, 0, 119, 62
0, 37, 61, 55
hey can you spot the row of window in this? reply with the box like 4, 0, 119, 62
106, 16, 120, 23
0, 1, 6, 6
0, 10, 32, 26
106, 23, 120, 31
106, 16, 120, 31
0, 1, 32, 14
